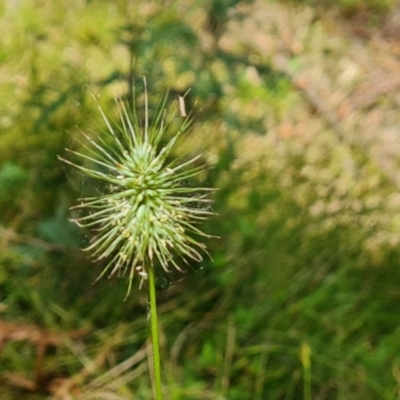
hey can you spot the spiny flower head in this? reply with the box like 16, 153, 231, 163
59, 80, 214, 295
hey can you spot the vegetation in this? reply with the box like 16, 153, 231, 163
1, 0, 400, 399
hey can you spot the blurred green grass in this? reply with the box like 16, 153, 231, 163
1, 0, 400, 399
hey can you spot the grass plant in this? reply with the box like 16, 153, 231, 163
2, 1, 400, 399
59, 78, 215, 399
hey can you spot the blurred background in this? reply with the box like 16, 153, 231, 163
1, 0, 400, 399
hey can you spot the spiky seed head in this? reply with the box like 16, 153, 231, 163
59, 79, 215, 296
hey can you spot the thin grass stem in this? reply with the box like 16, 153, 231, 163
148, 264, 163, 400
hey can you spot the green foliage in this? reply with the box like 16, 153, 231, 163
0, 162, 28, 202
1, 1, 400, 399
37, 206, 81, 248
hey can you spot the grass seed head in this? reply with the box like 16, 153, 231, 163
60, 79, 215, 296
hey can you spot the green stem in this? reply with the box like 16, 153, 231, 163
148, 265, 163, 400
303, 365, 311, 400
